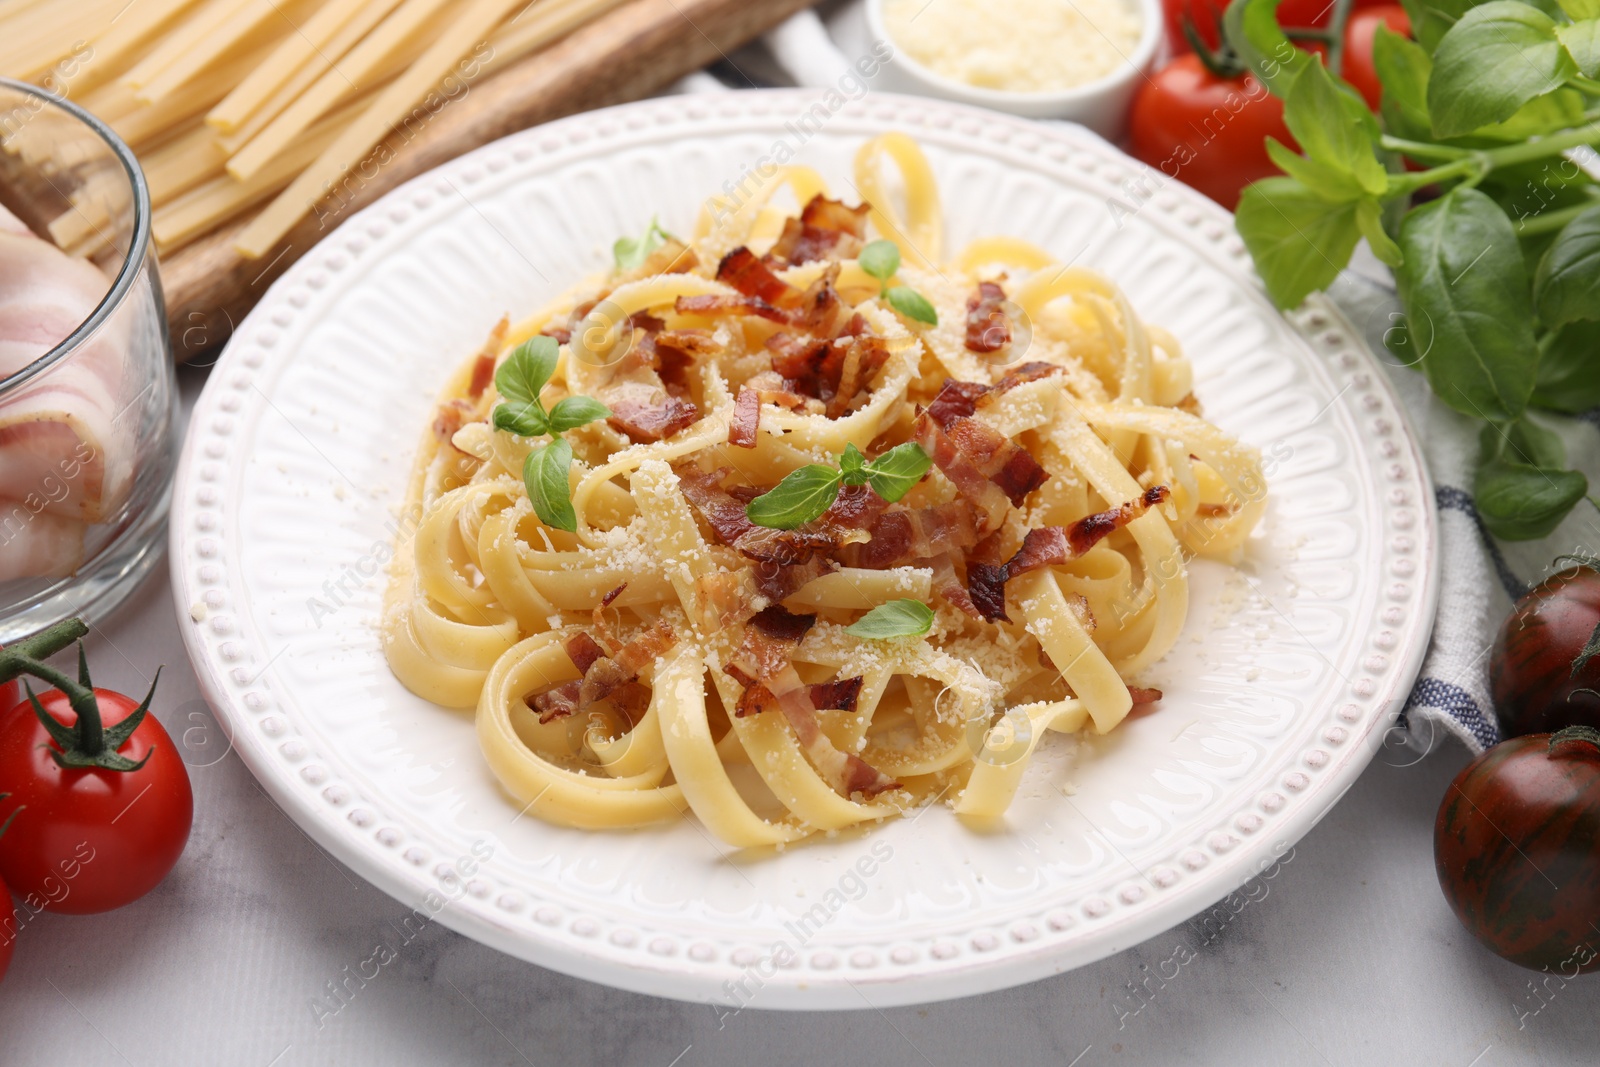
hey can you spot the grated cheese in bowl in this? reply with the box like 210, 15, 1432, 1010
880, 0, 1145, 94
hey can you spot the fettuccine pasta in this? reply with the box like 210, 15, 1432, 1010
382, 136, 1266, 846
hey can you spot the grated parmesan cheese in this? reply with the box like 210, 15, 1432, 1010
882, 0, 1144, 93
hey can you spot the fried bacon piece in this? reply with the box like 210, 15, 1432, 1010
674, 260, 858, 330
724, 664, 864, 717
993, 360, 1063, 395
766, 331, 832, 383
925, 364, 1064, 426
1060, 485, 1171, 556
764, 195, 871, 267
529, 622, 676, 724
675, 464, 756, 544
674, 464, 844, 565
822, 484, 890, 530
432, 399, 474, 446
430, 319, 510, 446
725, 607, 898, 797
467, 316, 508, 397
844, 500, 980, 570
606, 390, 699, 443
965, 486, 1172, 623
653, 328, 715, 399
911, 412, 1014, 531
917, 381, 1050, 513
729, 386, 760, 448
965, 282, 1011, 353
931, 554, 983, 619
967, 561, 1009, 623
717, 246, 799, 306
640, 238, 700, 275
675, 293, 792, 324
748, 603, 816, 642
588, 315, 703, 443
744, 370, 824, 415
803, 194, 870, 237
1129, 687, 1164, 704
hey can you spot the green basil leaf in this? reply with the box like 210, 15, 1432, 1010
1394, 188, 1537, 422
745, 465, 844, 530
1264, 138, 1366, 201
1356, 198, 1404, 267
1225, 0, 1310, 96
862, 443, 933, 503
1235, 177, 1363, 309
1281, 61, 1387, 196
1401, 0, 1483, 52
524, 437, 577, 533
886, 286, 938, 325
492, 402, 549, 438
858, 239, 900, 283
613, 216, 673, 271
495, 336, 559, 405
1372, 25, 1434, 142
546, 395, 611, 433
1475, 453, 1588, 540
1428, 3, 1574, 138
1563, 0, 1600, 16
839, 442, 868, 482
1533, 320, 1600, 412
1557, 19, 1600, 75
1484, 418, 1565, 470
1466, 88, 1587, 143
1534, 203, 1600, 328
844, 599, 935, 639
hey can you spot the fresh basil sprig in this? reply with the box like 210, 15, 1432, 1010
613, 216, 674, 272
858, 239, 939, 326
1227, 0, 1600, 539
490, 336, 610, 533
746, 442, 931, 530
844, 599, 934, 639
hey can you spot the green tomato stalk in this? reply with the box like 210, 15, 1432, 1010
0, 618, 160, 772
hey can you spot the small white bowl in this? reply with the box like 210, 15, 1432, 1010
863, 0, 1163, 139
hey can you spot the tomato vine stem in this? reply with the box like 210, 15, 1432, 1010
0, 618, 160, 772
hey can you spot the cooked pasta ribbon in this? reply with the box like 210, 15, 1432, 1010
382, 136, 1266, 844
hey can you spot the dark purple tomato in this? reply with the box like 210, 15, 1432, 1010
1435, 727, 1600, 973
1491, 563, 1600, 738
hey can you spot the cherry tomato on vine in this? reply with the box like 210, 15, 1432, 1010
0, 805, 13, 984
1129, 56, 1298, 210
0, 685, 193, 914
1491, 561, 1600, 737
1164, 0, 1393, 53
1342, 5, 1411, 109
1435, 728, 1600, 972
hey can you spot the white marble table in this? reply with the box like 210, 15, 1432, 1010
3, 364, 1598, 1067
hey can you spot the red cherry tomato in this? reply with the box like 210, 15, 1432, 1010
1491, 563, 1600, 737
1342, 5, 1410, 108
0, 687, 193, 914
1129, 55, 1297, 210
1435, 728, 1600, 972
1164, 0, 1391, 53
0, 870, 11, 983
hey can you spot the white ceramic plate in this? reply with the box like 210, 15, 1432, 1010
171, 91, 1438, 1010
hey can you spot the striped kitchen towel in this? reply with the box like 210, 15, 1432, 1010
1331, 268, 1600, 755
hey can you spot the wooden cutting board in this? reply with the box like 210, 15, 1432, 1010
161, 0, 818, 360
